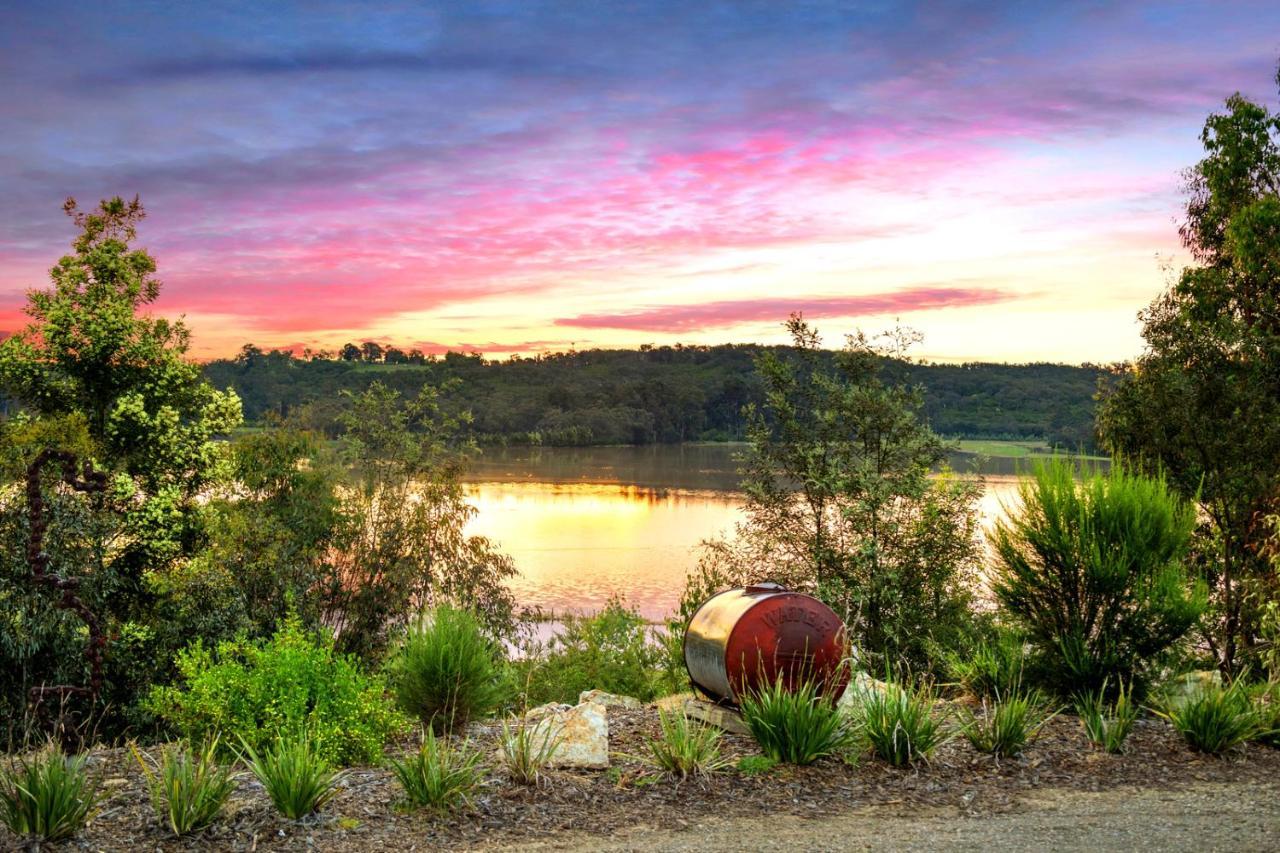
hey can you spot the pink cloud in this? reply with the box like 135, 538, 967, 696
556, 286, 1017, 332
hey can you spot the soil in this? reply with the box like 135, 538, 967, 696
6, 707, 1279, 852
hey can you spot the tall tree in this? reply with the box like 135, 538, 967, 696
1097, 65, 1280, 676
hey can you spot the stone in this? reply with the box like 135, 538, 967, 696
836, 671, 892, 716
681, 698, 751, 735
519, 701, 609, 769
578, 689, 642, 709
1163, 670, 1223, 707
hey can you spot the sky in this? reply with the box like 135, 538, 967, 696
1, 2, 1277, 363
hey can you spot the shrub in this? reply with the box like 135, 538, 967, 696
131, 737, 238, 836
241, 731, 343, 819
1157, 680, 1260, 754
498, 717, 561, 786
851, 680, 952, 767
147, 615, 405, 766
948, 627, 1026, 700
0, 744, 100, 842
959, 691, 1055, 758
386, 607, 506, 734
739, 677, 852, 766
519, 598, 664, 705
388, 729, 486, 813
990, 460, 1205, 697
643, 711, 730, 780
1074, 680, 1138, 753
1252, 683, 1280, 748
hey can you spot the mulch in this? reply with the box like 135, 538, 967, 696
9, 705, 1280, 852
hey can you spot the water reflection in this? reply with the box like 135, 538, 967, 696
463, 446, 1040, 621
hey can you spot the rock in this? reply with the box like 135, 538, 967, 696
1163, 670, 1223, 706
682, 698, 751, 735
836, 671, 892, 716
578, 689, 642, 709
518, 701, 609, 768
652, 692, 696, 714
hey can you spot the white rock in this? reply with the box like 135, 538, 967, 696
578, 689, 642, 709
516, 701, 609, 769
836, 671, 892, 716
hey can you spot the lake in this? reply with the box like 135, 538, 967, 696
463, 444, 1026, 621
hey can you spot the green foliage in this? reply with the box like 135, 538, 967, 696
642, 711, 730, 780
1251, 682, 1280, 748
1074, 681, 1138, 754
386, 607, 507, 734
498, 717, 562, 786
850, 680, 952, 767
990, 459, 1205, 697
1097, 70, 1280, 677
735, 755, 778, 776
739, 676, 853, 766
519, 599, 665, 706
388, 730, 486, 813
959, 691, 1055, 758
728, 317, 983, 679
325, 382, 517, 658
1157, 679, 1262, 755
947, 626, 1027, 700
0, 744, 100, 842
131, 737, 238, 836
240, 731, 343, 820
147, 616, 405, 766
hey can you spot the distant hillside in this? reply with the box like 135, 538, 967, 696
204, 345, 1104, 448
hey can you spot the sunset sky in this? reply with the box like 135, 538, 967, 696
1, 2, 1277, 363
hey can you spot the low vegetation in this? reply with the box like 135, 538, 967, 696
1157, 681, 1262, 755
498, 717, 562, 786
959, 691, 1056, 758
739, 677, 852, 766
389, 730, 486, 813
1075, 682, 1138, 754
851, 680, 952, 767
642, 711, 730, 781
0, 745, 100, 843
131, 737, 239, 836
947, 627, 1027, 700
241, 731, 344, 820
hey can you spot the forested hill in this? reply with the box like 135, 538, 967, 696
204, 345, 1104, 448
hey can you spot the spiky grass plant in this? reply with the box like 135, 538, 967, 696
1156, 680, 1260, 755
739, 676, 852, 766
1074, 681, 1138, 753
642, 710, 730, 781
498, 716, 562, 786
240, 732, 343, 819
131, 737, 239, 836
851, 680, 952, 767
388, 729, 485, 813
959, 690, 1056, 758
0, 743, 100, 842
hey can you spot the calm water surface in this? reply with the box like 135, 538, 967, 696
463, 445, 1025, 621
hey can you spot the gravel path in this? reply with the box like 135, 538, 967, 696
519, 782, 1280, 852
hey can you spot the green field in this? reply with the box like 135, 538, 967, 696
954, 439, 1107, 460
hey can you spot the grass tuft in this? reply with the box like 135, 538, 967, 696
498, 716, 562, 786
388, 729, 486, 812
642, 711, 730, 781
959, 690, 1055, 758
240, 731, 343, 819
739, 676, 852, 766
850, 680, 952, 767
1074, 680, 1138, 753
1156, 680, 1260, 755
0, 743, 100, 842
132, 736, 239, 836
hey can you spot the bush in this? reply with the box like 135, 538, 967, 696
0, 744, 100, 842
389, 729, 485, 813
147, 615, 405, 766
959, 691, 1055, 758
386, 607, 507, 734
498, 717, 561, 786
1157, 680, 1260, 754
947, 626, 1026, 700
1074, 681, 1138, 753
990, 460, 1205, 697
131, 737, 238, 836
643, 711, 730, 780
1250, 683, 1280, 747
241, 731, 343, 819
851, 680, 952, 767
739, 677, 852, 766
519, 599, 664, 705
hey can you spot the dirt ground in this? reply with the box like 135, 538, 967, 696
522, 783, 1280, 852
7, 707, 1280, 852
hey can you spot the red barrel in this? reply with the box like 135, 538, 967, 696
683, 584, 849, 706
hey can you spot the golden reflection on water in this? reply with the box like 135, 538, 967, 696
464, 475, 1022, 621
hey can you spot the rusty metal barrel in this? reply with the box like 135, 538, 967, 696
683, 583, 849, 706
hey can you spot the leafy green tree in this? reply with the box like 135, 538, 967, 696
1097, 65, 1280, 676
0, 197, 241, 733
322, 381, 517, 657
990, 460, 1205, 696
727, 316, 983, 677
